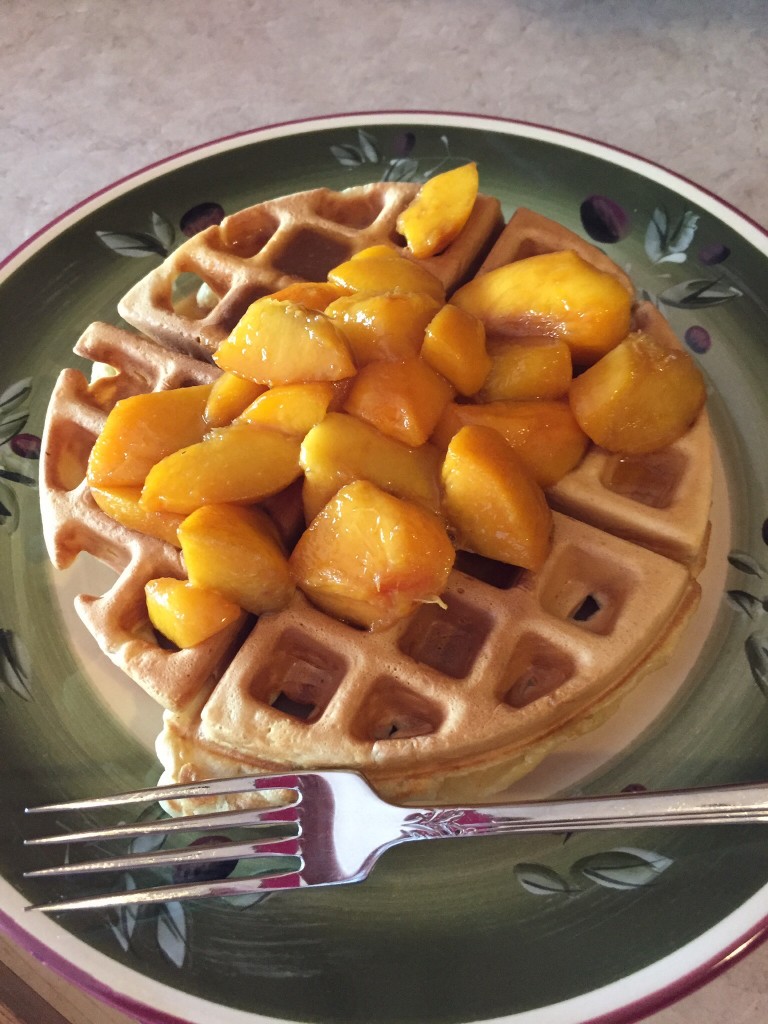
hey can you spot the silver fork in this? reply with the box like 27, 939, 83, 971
24, 770, 768, 912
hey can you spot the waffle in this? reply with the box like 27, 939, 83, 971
40, 183, 712, 808
117, 182, 504, 359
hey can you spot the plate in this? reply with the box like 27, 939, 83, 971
1, 111, 768, 1024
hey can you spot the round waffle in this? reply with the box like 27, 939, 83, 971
39, 183, 711, 807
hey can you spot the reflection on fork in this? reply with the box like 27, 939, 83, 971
24, 770, 768, 912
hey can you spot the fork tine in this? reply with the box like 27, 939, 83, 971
25, 773, 301, 814
26, 868, 310, 913
24, 836, 300, 878
24, 804, 300, 847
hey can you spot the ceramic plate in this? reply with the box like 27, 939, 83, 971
1, 112, 768, 1024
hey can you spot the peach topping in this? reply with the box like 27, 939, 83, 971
86, 166, 706, 647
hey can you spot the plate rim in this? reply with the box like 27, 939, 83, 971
3, 108, 768, 1024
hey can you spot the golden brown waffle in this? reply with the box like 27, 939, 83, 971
40, 322, 247, 711
40, 186, 712, 807
117, 182, 503, 359
157, 511, 698, 807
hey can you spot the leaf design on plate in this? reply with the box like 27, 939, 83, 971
130, 829, 168, 855
0, 378, 32, 415
0, 467, 36, 487
151, 211, 175, 252
514, 862, 573, 896
330, 144, 365, 168
645, 207, 699, 264
382, 157, 420, 182
0, 628, 32, 700
222, 891, 271, 908
0, 484, 19, 534
0, 412, 29, 447
728, 551, 766, 577
574, 847, 673, 890
357, 129, 380, 163
726, 590, 765, 618
108, 875, 139, 951
659, 278, 742, 309
157, 899, 188, 968
96, 230, 168, 258
745, 633, 768, 696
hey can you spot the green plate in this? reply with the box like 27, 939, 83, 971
1, 112, 768, 1024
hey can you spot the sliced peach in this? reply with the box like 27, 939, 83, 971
140, 422, 301, 515
451, 250, 632, 365
90, 484, 184, 547
145, 578, 243, 649
327, 246, 445, 303
300, 412, 442, 522
289, 480, 455, 630
267, 281, 347, 310
344, 357, 454, 446
479, 336, 572, 401
397, 162, 479, 258
441, 425, 553, 571
87, 383, 213, 488
325, 290, 441, 365
213, 298, 355, 385
421, 303, 491, 396
179, 504, 294, 615
569, 330, 707, 453
204, 372, 266, 427
432, 400, 588, 487
238, 382, 335, 437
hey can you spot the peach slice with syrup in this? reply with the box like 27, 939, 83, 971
87, 383, 213, 489
451, 250, 632, 366
204, 372, 266, 427
479, 336, 572, 402
569, 330, 707, 454
90, 484, 184, 547
267, 280, 347, 310
145, 578, 243, 649
290, 480, 455, 630
344, 356, 454, 446
238, 381, 336, 437
179, 504, 294, 615
325, 290, 441, 366
214, 298, 355, 385
432, 399, 588, 488
140, 422, 301, 516
441, 425, 553, 572
327, 245, 445, 303
300, 412, 442, 523
421, 303, 491, 397
397, 162, 479, 259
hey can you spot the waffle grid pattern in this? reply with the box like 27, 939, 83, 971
39, 189, 712, 803
117, 182, 503, 358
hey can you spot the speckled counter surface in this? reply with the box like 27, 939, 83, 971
2, 2, 767, 1022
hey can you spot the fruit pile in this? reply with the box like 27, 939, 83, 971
85, 164, 706, 648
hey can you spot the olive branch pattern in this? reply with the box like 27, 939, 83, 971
725, 550, 768, 695
1, 377, 38, 701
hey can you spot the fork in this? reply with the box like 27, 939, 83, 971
24, 770, 768, 912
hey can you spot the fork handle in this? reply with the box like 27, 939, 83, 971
399, 783, 768, 840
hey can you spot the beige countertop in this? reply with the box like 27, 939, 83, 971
2, 2, 767, 1022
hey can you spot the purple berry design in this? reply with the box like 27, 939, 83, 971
172, 835, 238, 884
9, 433, 41, 460
180, 202, 225, 238
393, 131, 416, 157
699, 242, 731, 266
579, 196, 631, 244
684, 325, 711, 354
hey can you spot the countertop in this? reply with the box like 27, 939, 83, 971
2, 1, 767, 1022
